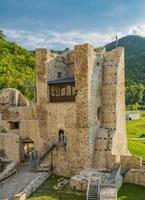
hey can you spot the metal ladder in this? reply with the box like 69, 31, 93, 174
86, 173, 101, 200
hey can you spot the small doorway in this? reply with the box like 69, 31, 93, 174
21, 137, 35, 161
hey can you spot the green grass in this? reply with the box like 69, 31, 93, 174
128, 140, 145, 160
118, 183, 145, 200
126, 114, 145, 138
27, 175, 85, 200
126, 112, 145, 159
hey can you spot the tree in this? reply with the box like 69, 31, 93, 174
0, 30, 6, 40
0, 30, 35, 100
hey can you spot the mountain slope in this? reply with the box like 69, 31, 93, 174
105, 35, 145, 85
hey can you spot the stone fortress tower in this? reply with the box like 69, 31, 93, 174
35, 43, 129, 175
0, 43, 130, 177
2, 43, 145, 200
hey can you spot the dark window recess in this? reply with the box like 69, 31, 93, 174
97, 106, 101, 120
57, 72, 62, 79
49, 83, 75, 102
9, 121, 20, 129
0, 149, 5, 158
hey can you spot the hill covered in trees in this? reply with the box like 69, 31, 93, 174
0, 31, 35, 100
106, 35, 145, 109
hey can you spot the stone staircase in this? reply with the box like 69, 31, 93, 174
37, 161, 51, 172
87, 173, 100, 200
40, 137, 59, 161
29, 137, 59, 172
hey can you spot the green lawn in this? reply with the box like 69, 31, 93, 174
118, 183, 145, 200
128, 140, 145, 160
126, 112, 145, 160
126, 113, 145, 138
27, 175, 85, 200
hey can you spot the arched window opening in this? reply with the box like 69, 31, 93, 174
59, 130, 65, 143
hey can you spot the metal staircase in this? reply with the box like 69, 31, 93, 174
86, 173, 101, 200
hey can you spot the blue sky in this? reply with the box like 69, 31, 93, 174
1, 0, 145, 49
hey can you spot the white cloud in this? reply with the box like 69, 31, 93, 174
3, 23, 145, 50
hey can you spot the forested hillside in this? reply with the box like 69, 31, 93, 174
0, 31, 35, 100
106, 35, 145, 109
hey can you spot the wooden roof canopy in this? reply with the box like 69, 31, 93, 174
48, 76, 75, 85
48, 77, 75, 102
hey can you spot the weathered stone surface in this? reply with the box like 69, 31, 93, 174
0, 133, 20, 162
0, 160, 18, 182
13, 172, 51, 200
120, 155, 142, 169
124, 169, 145, 186
0, 163, 49, 200
0, 88, 29, 106
100, 186, 117, 200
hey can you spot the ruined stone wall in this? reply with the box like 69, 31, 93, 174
0, 106, 44, 156
65, 51, 75, 77
115, 49, 129, 155
103, 48, 128, 157
94, 47, 129, 169
88, 47, 102, 167
45, 103, 78, 176
35, 49, 79, 176
36, 49, 50, 151
0, 88, 29, 106
94, 48, 117, 169
120, 155, 142, 169
48, 51, 74, 81
0, 133, 20, 161
124, 169, 145, 187
48, 54, 66, 80
74, 44, 90, 169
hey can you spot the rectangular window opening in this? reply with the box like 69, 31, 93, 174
9, 121, 20, 129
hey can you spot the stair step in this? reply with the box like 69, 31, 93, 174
88, 198, 98, 200
37, 162, 51, 172
89, 193, 98, 196
87, 173, 100, 200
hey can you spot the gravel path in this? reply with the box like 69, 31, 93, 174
0, 162, 46, 200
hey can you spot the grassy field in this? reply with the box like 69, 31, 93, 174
128, 140, 145, 160
27, 175, 85, 200
126, 112, 145, 160
118, 183, 145, 200
126, 113, 145, 138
